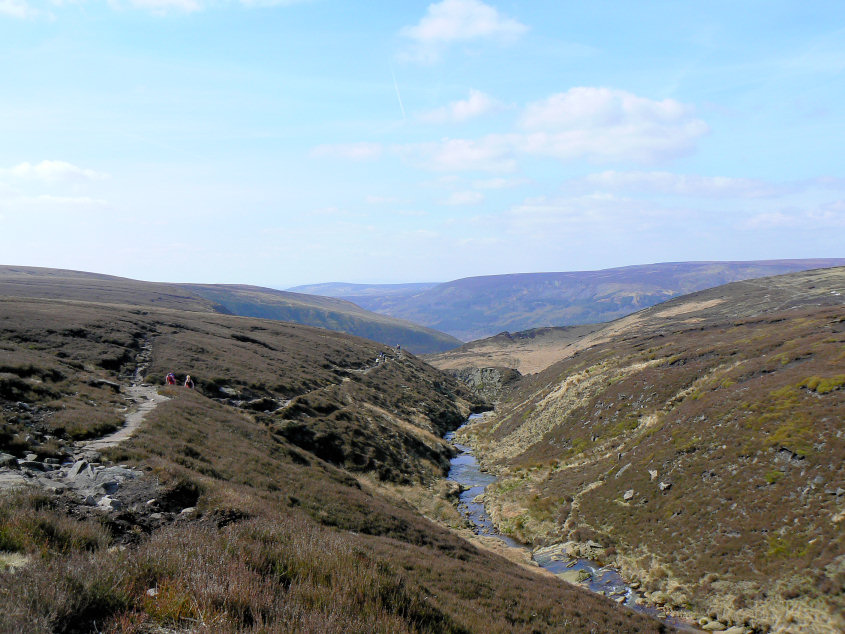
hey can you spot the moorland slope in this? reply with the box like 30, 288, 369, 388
456, 267, 845, 632
306, 259, 845, 341
0, 294, 665, 632
429, 266, 845, 375
0, 266, 461, 354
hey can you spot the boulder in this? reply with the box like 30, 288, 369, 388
97, 496, 122, 511
18, 460, 44, 471
0, 453, 16, 468
623, 489, 635, 501
67, 460, 88, 479
557, 569, 592, 584
701, 621, 727, 631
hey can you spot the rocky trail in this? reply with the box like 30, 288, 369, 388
82, 337, 169, 452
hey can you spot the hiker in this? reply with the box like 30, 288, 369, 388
165, 372, 176, 385
184, 375, 194, 389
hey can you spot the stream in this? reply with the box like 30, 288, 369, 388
445, 415, 695, 631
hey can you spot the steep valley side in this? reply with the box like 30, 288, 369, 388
456, 298, 845, 633
0, 296, 665, 632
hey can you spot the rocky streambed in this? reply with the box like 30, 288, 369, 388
445, 416, 704, 632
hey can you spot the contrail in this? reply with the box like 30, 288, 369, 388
390, 63, 406, 120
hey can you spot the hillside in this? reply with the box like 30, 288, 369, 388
0, 295, 665, 632
455, 267, 845, 632
429, 265, 845, 375
0, 266, 461, 354
301, 259, 845, 341
288, 281, 439, 299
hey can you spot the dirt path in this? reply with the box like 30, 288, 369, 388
81, 337, 169, 451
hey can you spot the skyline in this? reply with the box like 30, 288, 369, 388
1, 1, 844, 287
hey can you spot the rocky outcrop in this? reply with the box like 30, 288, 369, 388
449, 366, 521, 402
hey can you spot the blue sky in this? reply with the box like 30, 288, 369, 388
1, 0, 843, 287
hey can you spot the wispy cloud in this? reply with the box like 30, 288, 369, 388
579, 171, 790, 198
310, 142, 383, 161
3, 160, 108, 182
120, 0, 202, 13
419, 89, 501, 123
400, 0, 527, 63
744, 199, 845, 229
19, 194, 108, 206
398, 136, 516, 172
443, 190, 484, 205
472, 177, 528, 189
0, 0, 37, 18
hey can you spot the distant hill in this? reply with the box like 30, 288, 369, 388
288, 281, 438, 298
429, 265, 845, 374
458, 266, 845, 631
295, 259, 845, 341
0, 266, 461, 354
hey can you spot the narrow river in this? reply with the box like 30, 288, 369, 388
445, 415, 696, 631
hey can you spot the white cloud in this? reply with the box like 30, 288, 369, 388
127, 0, 201, 12
311, 142, 383, 161
419, 89, 500, 123
325, 87, 708, 173
365, 195, 401, 204
0, 0, 37, 18
518, 88, 708, 163
400, 0, 527, 62
443, 190, 484, 205
20, 195, 107, 206
5, 160, 108, 182
580, 171, 789, 198
472, 177, 528, 189
743, 200, 845, 229
398, 137, 515, 172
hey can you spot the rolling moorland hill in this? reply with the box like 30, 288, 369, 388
294, 259, 845, 341
455, 267, 845, 633
0, 294, 667, 632
0, 266, 461, 354
428, 265, 845, 376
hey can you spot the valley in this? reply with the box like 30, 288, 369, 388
0, 264, 842, 633
449, 267, 845, 633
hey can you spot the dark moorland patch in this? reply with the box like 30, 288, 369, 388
0, 296, 665, 632
461, 277, 845, 632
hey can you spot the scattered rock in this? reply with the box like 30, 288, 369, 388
0, 453, 16, 468
557, 569, 592, 584
615, 463, 632, 478
648, 469, 658, 480
722, 627, 748, 634
18, 460, 45, 471
146, 588, 159, 597
0, 471, 29, 491
97, 496, 123, 511
701, 621, 727, 631
659, 481, 672, 491
623, 489, 635, 501
67, 459, 89, 479
179, 507, 199, 519
88, 379, 121, 393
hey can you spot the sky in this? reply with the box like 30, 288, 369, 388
1, 0, 844, 287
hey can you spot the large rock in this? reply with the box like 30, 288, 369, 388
97, 496, 122, 511
623, 489, 635, 501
